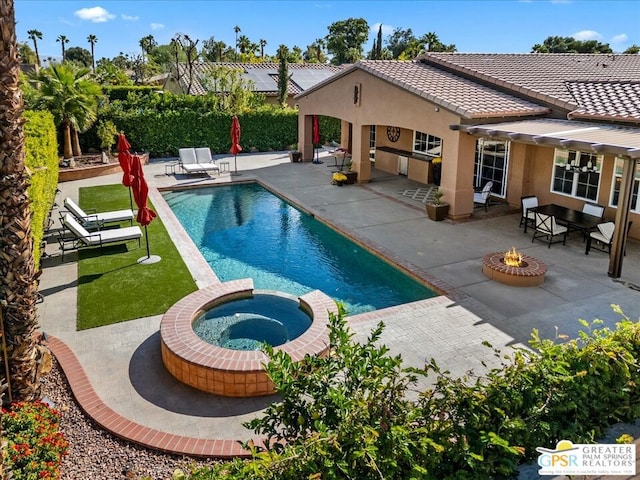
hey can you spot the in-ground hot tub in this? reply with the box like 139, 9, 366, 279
160, 279, 336, 397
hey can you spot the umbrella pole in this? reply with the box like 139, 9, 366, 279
137, 224, 161, 264
232, 153, 241, 176
144, 225, 150, 259
128, 187, 133, 211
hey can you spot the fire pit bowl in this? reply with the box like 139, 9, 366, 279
482, 248, 547, 287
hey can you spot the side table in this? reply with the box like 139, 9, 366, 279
165, 161, 179, 175
219, 161, 230, 172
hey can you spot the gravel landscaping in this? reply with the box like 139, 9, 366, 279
41, 358, 218, 480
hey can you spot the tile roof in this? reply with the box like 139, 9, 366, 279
176, 62, 341, 97
354, 60, 550, 119
421, 53, 640, 122
566, 81, 640, 122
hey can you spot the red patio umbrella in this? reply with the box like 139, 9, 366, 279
230, 115, 242, 176
312, 115, 323, 164
130, 154, 159, 264
117, 133, 134, 210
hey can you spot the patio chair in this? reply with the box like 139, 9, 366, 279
63, 197, 133, 229
582, 202, 605, 218
179, 147, 220, 176
519, 195, 538, 233
532, 212, 568, 248
585, 221, 633, 255
59, 213, 142, 260
473, 181, 493, 212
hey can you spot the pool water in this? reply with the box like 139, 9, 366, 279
163, 183, 436, 315
192, 294, 312, 350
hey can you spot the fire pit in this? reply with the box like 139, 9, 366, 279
482, 247, 547, 287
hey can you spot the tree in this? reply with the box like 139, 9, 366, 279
87, 34, 97, 71
325, 17, 369, 65
237, 34, 250, 55
202, 36, 228, 62
233, 25, 241, 61
387, 27, 414, 59
139, 34, 157, 60
531, 36, 612, 53
624, 44, 640, 54
56, 34, 69, 61
304, 38, 326, 63
27, 28, 42, 66
0, 0, 44, 402
376, 24, 382, 59
18, 42, 36, 64
64, 46, 92, 67
276, 44, 289, 106
30, 63, 102, 158
259, 38, 267, 59
94, 61, 133, 85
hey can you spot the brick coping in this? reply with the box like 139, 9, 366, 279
46, 336, 258, 458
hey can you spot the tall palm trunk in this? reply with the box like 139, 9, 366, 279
71, 125, 82, 157
0, 0, 43, 402
62, 119, 73, 159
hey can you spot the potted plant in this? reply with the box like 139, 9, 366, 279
332, 172, 347, 186
289, 144, 302, 162
425, 188, 448, 221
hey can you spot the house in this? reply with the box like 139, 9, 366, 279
167, 62, 342, 106
294, 53, 640, 277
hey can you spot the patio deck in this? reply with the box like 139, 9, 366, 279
37, 150, 640, 475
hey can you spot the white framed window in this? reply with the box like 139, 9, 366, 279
474, 138, 510, 197
610, 157, 640, 212
413, 131, 441, 158
551, 149, 602, 201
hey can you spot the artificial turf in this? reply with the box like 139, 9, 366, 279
76, 184, 197, 330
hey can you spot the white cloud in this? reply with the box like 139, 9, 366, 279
571, 30, 601, 41
150, 23, 165, 31
611, 33, 628, 44
121, 14, 139, 21
74, 6, 115, 23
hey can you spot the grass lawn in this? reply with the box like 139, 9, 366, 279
76, 184, 197, 330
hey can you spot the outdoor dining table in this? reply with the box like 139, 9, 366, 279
531, 204, 603, 238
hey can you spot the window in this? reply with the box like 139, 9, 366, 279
610, 157, 640, 212
369, 125, 376, 161
474, 138, 510, 197
413, 131, 441, 157
551, 149, 602, 201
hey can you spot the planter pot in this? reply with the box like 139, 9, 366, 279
425, 203, 449, 221
289, 151, 302, 162
344, 170, 357, 184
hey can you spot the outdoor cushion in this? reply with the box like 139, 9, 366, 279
63, 214, 142, 246
64, 197, 134, 225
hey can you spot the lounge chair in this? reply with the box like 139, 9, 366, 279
178, 147, 220, 175
59, 213, 142, 260
532, 212, 568, 248
519, 195, 538, 233
473, 181, 493, 212
63, 197, 133, 228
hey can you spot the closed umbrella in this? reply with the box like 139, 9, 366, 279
117, 133, 134, 210
312, 115, 323, 164
230, 115, 242, 176
131, 154, 160, 264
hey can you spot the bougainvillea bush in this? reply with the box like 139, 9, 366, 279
2, 400, 68, 480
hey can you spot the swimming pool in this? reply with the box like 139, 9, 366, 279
163, 183, 437, 315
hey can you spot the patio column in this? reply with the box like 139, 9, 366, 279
298, 114, 314, 162
608, 156, 637, 278
352, 124, 370, 183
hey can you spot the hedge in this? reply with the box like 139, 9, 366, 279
24, 111, 58, 269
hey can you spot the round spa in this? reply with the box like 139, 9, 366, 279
160, 279, 335, 397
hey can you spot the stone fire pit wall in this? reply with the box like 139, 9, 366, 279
482, 252, 547, 287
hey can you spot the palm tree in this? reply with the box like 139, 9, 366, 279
139, 34, 156, 61
233, 25, 241, 61
31, 63, 102, 158
238, 35, 250, 55
259, 38, 267, 59
56, 34, 69, 61
27, 29, 42, 66
0, 0, 43, 402
87, 34, 97, 71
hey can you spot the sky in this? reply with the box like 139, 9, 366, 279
15, 0, 640, 62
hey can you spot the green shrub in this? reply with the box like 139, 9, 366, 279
174, 305, 639, 480
2, 401, 68, 480
102, 85, 157, 101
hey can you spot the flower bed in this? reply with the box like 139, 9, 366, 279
58, 153, 149, 182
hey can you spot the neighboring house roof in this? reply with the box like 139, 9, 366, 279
175, 62, 342, 97
297, 54, 640, 123
421, 53, 640, 122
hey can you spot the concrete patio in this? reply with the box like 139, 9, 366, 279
37, 150, 640, 475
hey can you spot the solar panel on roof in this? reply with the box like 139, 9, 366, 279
290, 70, 335, 89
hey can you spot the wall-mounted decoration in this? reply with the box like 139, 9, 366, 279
387, 126, 400, 142
353, 83, 361, 106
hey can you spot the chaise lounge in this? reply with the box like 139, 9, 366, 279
178, 148, 220, 176
63, 197, 134, 228
59, 213, 142, 260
